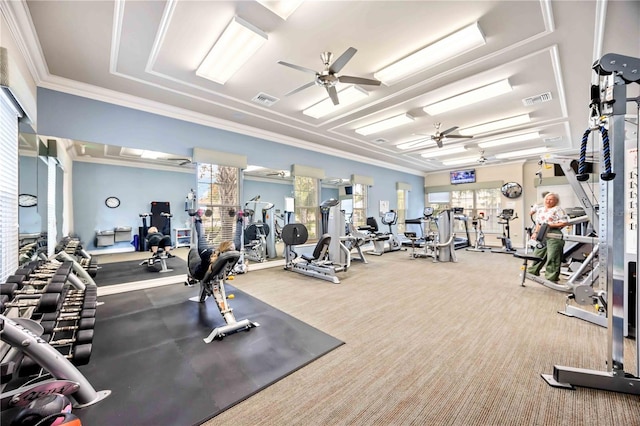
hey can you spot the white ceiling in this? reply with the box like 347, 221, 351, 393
5, 0, 640, 175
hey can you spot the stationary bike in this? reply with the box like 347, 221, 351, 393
466, 212, 490, 252
491, 209, 517, 254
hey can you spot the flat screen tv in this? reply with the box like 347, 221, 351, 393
450, 169, 476, 185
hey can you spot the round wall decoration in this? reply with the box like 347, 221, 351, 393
105, 196, 121, 208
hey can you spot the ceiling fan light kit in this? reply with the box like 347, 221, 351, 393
423, 78, 513, 115
374, 22, 486, 85
355, 113, 414, 136
196, 16, 268, 85
459, 113, 531, 136
303, 85, 369, 118
477, 131, 541, 148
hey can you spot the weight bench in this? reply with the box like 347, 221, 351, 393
186, 248, 258, 343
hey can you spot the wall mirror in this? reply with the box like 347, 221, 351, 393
501, 182, 523, 199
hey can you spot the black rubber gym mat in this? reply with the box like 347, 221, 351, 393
74, 283, 344, 425
94, 258, 188, 286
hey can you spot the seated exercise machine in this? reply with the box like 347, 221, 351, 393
491, 209, 517, 254
363, 211, 402, 256
466, 212, 490, 252
186, 248, 258, 343
281, 223, 342, 284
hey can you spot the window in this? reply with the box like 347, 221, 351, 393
428, 187, 503, 233
351, 183, 368, 227
197, 164, 240, 247
0, 91, 20, 282
294, 175, 319, 239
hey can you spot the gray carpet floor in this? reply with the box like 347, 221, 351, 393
199, 248, 640, 426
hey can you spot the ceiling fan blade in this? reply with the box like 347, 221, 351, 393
277, 60, 318, 75
440, 126, 459, 136
329, 47, 357, 73
434, 137, 443, 149
338, 75, 381, 86
285, 81, 316, 97
443, 135, 473, 139
326, 86, 339, 105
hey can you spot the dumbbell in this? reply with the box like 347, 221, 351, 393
0, 281, 66, 298
40, 308, 96, 322
56, 343, 93, 366
40, 317, 96, 334
49, 328, 94, 346
0, 293, 61, 314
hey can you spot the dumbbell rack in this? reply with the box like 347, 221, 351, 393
0, 259, 109, 416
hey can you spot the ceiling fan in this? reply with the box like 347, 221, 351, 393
278, 47, 381, 105
266, 170, 288, 178
166, 157, 193, 166
421, 122, 473, 148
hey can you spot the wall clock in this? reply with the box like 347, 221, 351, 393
18, 194, 38, 207
105, 196, 121, 208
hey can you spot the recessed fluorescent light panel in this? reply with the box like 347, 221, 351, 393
459, 114, 531, 136
303, 86, 369, 119
442, 156, 481, 166
256, 0, 304, 20
196, 16, 267, 85
396, 138, 436, 150
494, 147, 548, 159
478, 131, 540, 148
141, 150, 162, 159
423, 79, 512, 116
374, 22, 485, 85
355, 113, 414, 136
420, 146, 467, 158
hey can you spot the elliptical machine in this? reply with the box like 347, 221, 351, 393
491, 209, 517, 254
466, 212, 490, 252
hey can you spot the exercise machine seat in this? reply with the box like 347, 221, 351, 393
301, 234, 331, 262
365, 217, 390, 241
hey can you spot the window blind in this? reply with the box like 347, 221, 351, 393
0, 91, 20, 281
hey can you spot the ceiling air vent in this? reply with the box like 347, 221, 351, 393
522, 91, 552, 106
251, 92, 279, 107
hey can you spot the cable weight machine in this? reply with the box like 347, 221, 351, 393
541, 53, 640, 394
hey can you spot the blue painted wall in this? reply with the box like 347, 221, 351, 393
73, 162, 194, 250
37, 88, 425, 244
